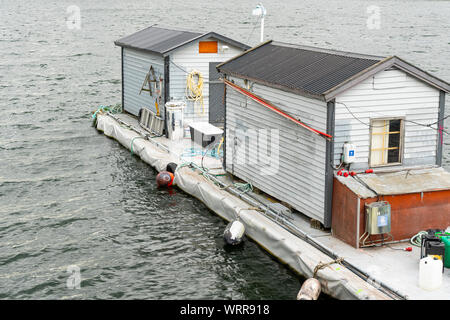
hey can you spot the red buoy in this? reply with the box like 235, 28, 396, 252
156, 171, 174, 187
365, 169, 374, 174
343, 171, 349, 177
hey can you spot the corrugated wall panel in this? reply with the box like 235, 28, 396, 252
123, 48, 165, 116
225, 76, 328, 223
169, 38, 244, 124
334, 68, 440, 168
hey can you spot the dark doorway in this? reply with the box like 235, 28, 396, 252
209, 62, 225, 127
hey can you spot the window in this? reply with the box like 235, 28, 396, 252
369, 118, 404, 167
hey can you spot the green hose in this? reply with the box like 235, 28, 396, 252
92, 103, 122, 125
176, 162, 253, 194
410, 231, 428, 247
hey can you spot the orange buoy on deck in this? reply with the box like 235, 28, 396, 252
156, 171, 174, 187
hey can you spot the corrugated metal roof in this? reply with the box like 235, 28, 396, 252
114, 26, 250, 55
217, 41, 383, 99
114, 26, 202, 54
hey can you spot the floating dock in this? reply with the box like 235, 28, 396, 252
95, 111, 450, 300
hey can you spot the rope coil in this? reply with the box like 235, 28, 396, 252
185, 70, 204, 115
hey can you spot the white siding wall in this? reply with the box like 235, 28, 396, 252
169, 38, 243, 124
225, 77, 329, 223
334, 68, 440, 169
123, 48, 165, 116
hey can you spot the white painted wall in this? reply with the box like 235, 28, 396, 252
225, 76, 329, 223
169, 37, 244, 124
334, 68, 440, 169
123, 48, 165, 116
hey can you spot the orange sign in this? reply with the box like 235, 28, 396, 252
199, 41, 218, 53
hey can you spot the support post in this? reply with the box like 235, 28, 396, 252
436, 91, 445, 166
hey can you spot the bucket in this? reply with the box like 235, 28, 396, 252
165, 101, 185, 141
419, 256, 443, 291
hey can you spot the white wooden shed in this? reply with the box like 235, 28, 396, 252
114, 26, 249, 128
217, 40, 450, 227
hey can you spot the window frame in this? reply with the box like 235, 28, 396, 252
368, 117, 405, 168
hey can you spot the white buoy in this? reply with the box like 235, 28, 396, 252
297, 278, 321, 300
224, 220, 245, 245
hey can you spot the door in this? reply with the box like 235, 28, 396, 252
209, 62, 225, 127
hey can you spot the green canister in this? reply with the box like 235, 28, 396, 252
436, 232, 450, 268
441, 237, 450, 268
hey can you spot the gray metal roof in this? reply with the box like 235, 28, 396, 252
217, 41, 450, 101
114, 26, 249, 55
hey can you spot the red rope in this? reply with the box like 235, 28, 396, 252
223, 79, 332, 139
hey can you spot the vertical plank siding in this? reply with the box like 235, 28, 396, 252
169, 38, 243, 124
123, 48, 165, 116
225, 77, 329, 223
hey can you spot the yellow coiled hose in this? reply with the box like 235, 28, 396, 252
185, 70, 204, 115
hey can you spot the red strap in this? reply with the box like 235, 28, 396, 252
223, 79, 332, 139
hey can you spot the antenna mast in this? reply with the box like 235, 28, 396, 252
252, 3, 267, 43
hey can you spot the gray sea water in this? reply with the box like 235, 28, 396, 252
0, 0, 449, 299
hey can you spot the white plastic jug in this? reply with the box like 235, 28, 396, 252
419, 256, 443, 291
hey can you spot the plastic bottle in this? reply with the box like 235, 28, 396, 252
419, 256, 443, 291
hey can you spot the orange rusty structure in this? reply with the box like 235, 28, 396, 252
332, 177, 450, 248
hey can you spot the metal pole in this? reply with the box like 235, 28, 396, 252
253, 3, 266, 43
260, 14, 264, 42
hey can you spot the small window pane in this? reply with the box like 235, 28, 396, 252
388, 133, 400, 148
388, 148, 400, 163
389, 119, 401, 132
371, 149, 384, 166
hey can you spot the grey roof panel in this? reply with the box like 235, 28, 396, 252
114, 26, 250, 55
219, 41, 450, 99
114, 27, 202, 54
218, 42, 382, 97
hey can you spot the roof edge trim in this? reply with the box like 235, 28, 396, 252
220, 70, 325, 101
113, 42, 165, 56
216, 40, 273, 69
271, 41, 384, 60
162, 31, 250, 56
323, 56, 395, 101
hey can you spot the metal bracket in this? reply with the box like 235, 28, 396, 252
359, 232, 394, 247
